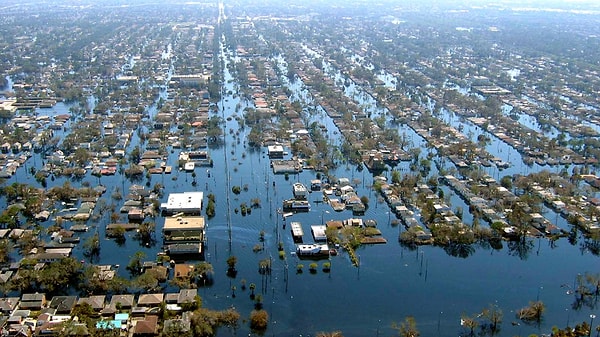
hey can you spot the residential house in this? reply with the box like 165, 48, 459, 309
136, 294, 164, 308
19, 293, 46, 311
267, 145, 284, 158
174, 264, 194, 279
77, 296, 106, 312
49, 296, 77, 315
133, 316, 158, 337
109, 294, 135, 310
0, 297, 19, 315
162, 216, 205, 257
177, 289, 197, 306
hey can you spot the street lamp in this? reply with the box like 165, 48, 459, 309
590, 314, 596, 337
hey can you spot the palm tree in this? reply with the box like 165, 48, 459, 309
226, 255, 238, 277
226, 255, 237, 270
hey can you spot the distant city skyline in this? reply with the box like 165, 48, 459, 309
2, 0, 600, 10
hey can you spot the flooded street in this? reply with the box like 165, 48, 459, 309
0, 2, 598, 337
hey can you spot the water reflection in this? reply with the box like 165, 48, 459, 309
507, 238, 535, 260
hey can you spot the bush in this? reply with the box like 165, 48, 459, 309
249, 309, 269, 331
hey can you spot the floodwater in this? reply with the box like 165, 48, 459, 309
1, 35, 599, 337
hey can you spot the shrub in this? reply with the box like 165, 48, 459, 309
250, 310, 269, 331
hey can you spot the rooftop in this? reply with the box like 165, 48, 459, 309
161, 191, 203, 214
163, 216, 205, 230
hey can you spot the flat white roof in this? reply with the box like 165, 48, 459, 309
268, 145, 284, 152
161, 191, 203, 213
311, 225, 327, 241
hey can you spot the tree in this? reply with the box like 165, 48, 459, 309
226, 255, 237, 270
392, 170, 401, 184
108, 225, 126, 244
226, 255, 237, 277
392, 316, 419, 337
206, 196, 216, 218
482, 303, 503, 333
500, 175, 513, 190
191, 262, 214, 286
71, 302, 96, 323
17, 231, 39, 255
72, 148, 91, 167
58, 318, 90, 337
249, 283, 256, 299
83, 232, 100, 259
189, 307, 239, 336
249, 309, 269, 332
317, 332, 344, 337
129, 145, 141, 164
136, 221, 156, 245
38, 257, 84, 293
127, 251, 146, 277
132, 271, 160, 293
461, 313, 479, 336
0, 239, 12, 264
162, 319, 193, 337
517, 301, 545, 323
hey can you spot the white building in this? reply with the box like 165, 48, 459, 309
311, 225, 327, 241
161, 191, 204, 215
267, 145, 284, 158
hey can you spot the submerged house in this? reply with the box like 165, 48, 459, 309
163, 216, 206, 257
161, 192, 203, 215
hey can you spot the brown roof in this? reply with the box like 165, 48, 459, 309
77, 295, 106, 311
109, 294, 135, 308
137, 294, 164, 307
174, 264, 194, 278
164, 293, 179, 304
134, 316, 158, 335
